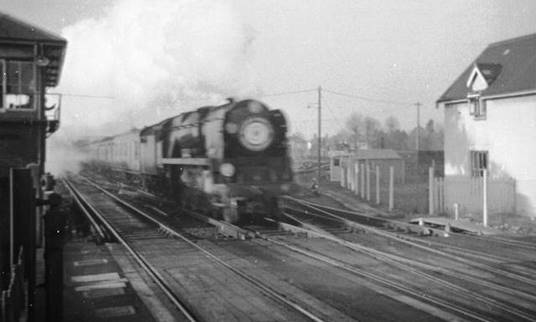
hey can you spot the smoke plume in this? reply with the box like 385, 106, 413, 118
47, 0, 257, 174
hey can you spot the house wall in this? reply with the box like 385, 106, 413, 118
443, 94, 536, 216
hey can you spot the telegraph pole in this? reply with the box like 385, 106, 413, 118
415, 102, 421, 151
317, 86, 322, 183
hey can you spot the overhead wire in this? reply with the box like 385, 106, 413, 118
260, 88, 317, 98
323, 88, 415, 106
51, 93, 115, 99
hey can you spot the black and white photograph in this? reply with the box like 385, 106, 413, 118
1, 1, 536, 321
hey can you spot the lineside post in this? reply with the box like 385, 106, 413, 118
375, 165, 380, 205
317, 86, 322, 184
428, 167, 434, 215
354, 163, 359, 196
389, 166, 394, 211
340, 166, 344, 188
347, 162, 352, 190
360, 163, 365, 199
483, 169, 488, 227
366, 163, 371, 201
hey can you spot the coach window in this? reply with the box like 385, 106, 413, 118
4, 61, 35, 110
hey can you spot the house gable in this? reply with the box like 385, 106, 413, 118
466, 66, 489, 91
437, 33, 536, 103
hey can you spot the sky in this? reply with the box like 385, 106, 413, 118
1, 0, 536, 140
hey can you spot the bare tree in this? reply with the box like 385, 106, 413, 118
384, 115, 400, 133
345, 112, 364, 150
364, 116, 381, 148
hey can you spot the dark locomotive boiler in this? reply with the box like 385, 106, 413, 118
90, 99, 295, 223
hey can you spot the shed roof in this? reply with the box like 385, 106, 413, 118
0, 12, 67, 87
353, 149, 401, 160
437, 33, 536, 103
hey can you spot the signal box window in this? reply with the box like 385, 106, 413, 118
333, 158, 340, 166
470, 150, 488, 177
3, 61, 35, 110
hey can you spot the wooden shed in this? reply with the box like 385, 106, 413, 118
331, 149, 405, 186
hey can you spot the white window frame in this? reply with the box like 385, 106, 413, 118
470, 150, 488, 177
468, 93, 486, 120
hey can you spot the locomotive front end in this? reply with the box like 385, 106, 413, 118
217, 100, 294, 221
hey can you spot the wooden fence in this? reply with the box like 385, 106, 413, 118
432, 175, 515, 216
1, 247, 25, 322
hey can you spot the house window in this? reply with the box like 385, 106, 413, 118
468, 96, 486, 119
470, 150, 488, 177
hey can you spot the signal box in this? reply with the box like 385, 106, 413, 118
0, 13, 66, 176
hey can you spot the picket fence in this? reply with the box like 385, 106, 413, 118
432, 176, 515, 215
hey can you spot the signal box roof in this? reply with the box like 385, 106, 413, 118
0, 12, 67, 87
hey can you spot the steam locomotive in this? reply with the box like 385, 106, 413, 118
87, 99, 294, 222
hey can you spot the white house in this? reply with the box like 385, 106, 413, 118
437, 33, 536, 217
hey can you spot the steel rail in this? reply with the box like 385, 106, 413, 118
80, 177, 327, 322
64, 179, 199, 322
284, 207, 536, 302
278, 210, 536, 321
293, 196, 536, 251
252, 227, 493, 322
486, 235, 536, 250
285, 196, 536, 287
74, 179, 490, 322
288, 199, 536, 269
281, 203, 512, 265
63, 179, 107, 242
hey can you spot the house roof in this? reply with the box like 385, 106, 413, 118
353, 149, 401, 160
0, 13, 67, 87
437, 33, 536, 103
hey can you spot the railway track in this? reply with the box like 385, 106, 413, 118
275, 196, 536, 320
297, 195, 536, 254
258, 223, 536, 321
282, 196, 536, 275
129, 197, 536, 320
69, 175, 536, 321
64, 179, 197, 322
65, 177, 327, 322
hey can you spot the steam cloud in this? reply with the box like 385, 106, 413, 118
47, 0, 257, 174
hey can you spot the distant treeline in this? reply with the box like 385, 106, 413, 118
290, 112, 443, 155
